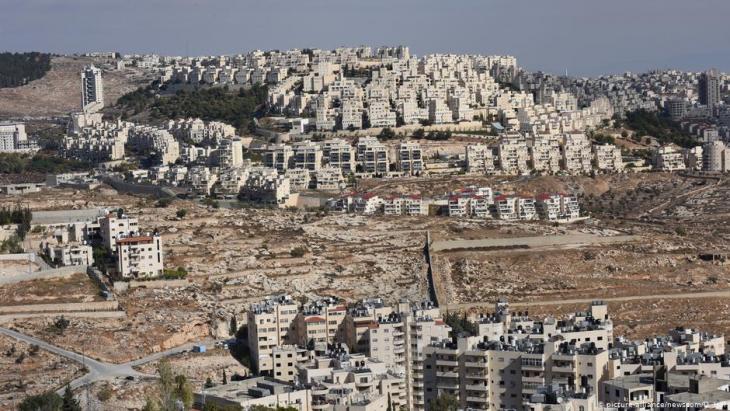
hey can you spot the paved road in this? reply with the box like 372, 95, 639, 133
0, 327, 200, 394
444, 289, 730, 310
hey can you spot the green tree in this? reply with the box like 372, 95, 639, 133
230, 315, 238, 336
378, 127, 396, 140
174, 374, 194, 410
176, 209, 188, 219
61, 386, 81, 411
19, 392, 63, 411
429, 393, 458, 411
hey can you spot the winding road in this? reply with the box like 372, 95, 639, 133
0, 327, 200, 394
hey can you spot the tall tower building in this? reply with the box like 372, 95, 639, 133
81, 65, 104, 113
698, 69, 720, 113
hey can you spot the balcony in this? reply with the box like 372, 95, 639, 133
436, 359, 458, 367
466, 396, 488, 403
438, 371, 459, 378
464, 361, 487, 368
552, 365, 575, 374
465, 384, 488, 392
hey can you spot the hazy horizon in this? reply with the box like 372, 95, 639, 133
2, 0, 730, 76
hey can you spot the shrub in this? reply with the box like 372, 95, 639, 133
290, 247, 307, 258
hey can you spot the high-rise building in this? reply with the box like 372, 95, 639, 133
698, 69, 720, 113
81, 65, 104, 113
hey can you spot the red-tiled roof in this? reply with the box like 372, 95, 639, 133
304, 316, 326, 323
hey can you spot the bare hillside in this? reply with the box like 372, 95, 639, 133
0, 55, 153, 118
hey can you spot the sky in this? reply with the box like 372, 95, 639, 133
2, 0, 730, 76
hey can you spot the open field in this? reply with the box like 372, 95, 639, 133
0, 334, 84, 409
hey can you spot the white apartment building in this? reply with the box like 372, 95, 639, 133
293, 297, 348, 347
397, 142, 424, 175
357, 137, 389, 174
324, 139, 356, 174
194, 377, 312, 411
592, 144, 624, 172
44, 244, 94, 267
99, 213, 140, 250
536, 193, 581, 222
498, 136, 530, 175
529, 136, 561, 174
247, 295, 299, 373
127, 126, 180, 165
465, 144, 496, 174
240, 167, 292, 206
561, 133, 593, 174
383, 196, 427, 216
0, 122, 35, 153
703, 140, 730, 172
293, 141, 324, 171
187, 166, 218, 195
314, 166, 345, 190
264, 144, 294, 172
428, 99, 452, 124
115, 233, 164, 279
81, 65, 104, 113
654, 145, 687, 171
368, 100, 397, 128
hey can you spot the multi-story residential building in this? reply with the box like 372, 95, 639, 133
465, 144, 496, 174
81, 65, 104, 113
423, 301, 613, 411
99, 213, 140, 250
529, 136, 561, 174
193, 377, 312, 411
592, 144, 624, 172
115, 232, 163, 279
561, 133, 593, 174
0, 121, 36, 153
428, 99, 452, 124
383, 196, 427, 216
293, 141, 324, 171
653, 145, 687, 171
324, 139, 356, 174
699, 69, 721, 113
368, 100, 397, 128
702, 140, 729, 172
263, 144, 294, 172
498, 135, 530, 175
240, 167, 292, 206
397, 142, 424, 175
44, 244, 94, 267
247, 295, 300, 373
127, 125, 180, 165
297, 348, 406, 411
292, 297, 348, 347
357, 137, 390, 174
314, 166, 345, 191
187, 166, 218, 195
536, 193, 581, 222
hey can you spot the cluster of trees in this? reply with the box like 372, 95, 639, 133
18, 386, 80, 411
117, 84, 269, 134
412, 129, 453, 141
619, 110, 695, 148
162, 266, 188, 279
443, 311, 478, 336
0, 153, 91, 174
0, 205, 32, 237
0, 52, 51, 88
142, 359, 194, 411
